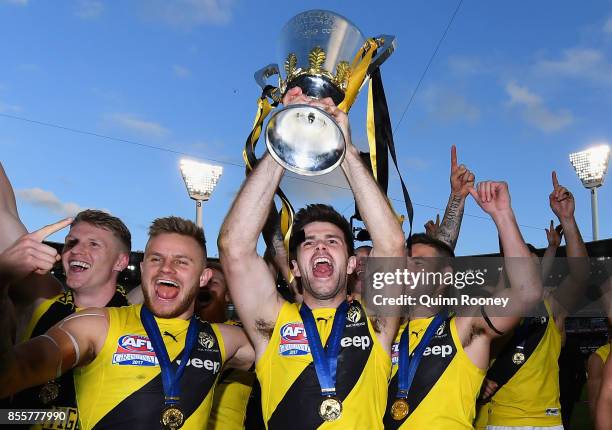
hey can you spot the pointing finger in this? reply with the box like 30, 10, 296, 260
552, 171, 559, 189
451, 145, 458, 169
31, 218, 73, 242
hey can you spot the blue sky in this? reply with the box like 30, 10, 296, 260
1, 0, 611, 257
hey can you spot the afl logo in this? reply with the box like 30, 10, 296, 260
280, 323, 307, 343
118, 335, 153, 352
199, 332, 215, 349
346, 305, 362, 323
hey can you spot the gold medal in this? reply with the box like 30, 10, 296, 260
391, 398, 409, 421
160, 405, 185, 430
39, 380, 60, 404
319, 397, 342, 422
512, 351, 525, 365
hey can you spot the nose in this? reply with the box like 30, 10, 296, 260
160, 259, 176, 274
315, 240, 327, 251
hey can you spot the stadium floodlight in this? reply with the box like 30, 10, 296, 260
569, 144, 610, 241
179, 159, 223, 228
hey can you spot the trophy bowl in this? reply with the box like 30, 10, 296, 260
255, 9, 394, 176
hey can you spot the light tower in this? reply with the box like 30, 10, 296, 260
179, 159, 223, 228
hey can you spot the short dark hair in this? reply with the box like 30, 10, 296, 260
73, 209, 131, 252
289, 204, 354, 260
148, 216, 207, 260
408, 233, 455, 258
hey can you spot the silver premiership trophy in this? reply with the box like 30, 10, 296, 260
254, 10, 395, 175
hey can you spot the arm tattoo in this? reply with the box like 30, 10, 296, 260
436, 194, 465, 250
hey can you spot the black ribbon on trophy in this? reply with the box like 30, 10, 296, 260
243, 10, 413, 274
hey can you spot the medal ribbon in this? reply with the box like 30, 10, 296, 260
141, 306, 199, 405
299, 301, 349, 397
397, 310, 448, 398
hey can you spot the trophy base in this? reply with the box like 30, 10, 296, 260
266, 104, 345, 176
287, 75, 345, 105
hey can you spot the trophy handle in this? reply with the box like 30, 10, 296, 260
254, 63, 280, 90
254, 63, 282, 103
368, 35, 396, 74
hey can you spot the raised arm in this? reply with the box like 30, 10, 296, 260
0, 162, 62, 305
547, 171, 589, 318
218, 90, 320, 354
541, 220, 562, 281
312, 98, 405, 347
0, 162, 26, 252
435, 145, 474, 250
469, 181, 542, 337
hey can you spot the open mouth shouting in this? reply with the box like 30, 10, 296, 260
68, 260, 91, 273
312, 255, 334, 278
155, 278, 181, 300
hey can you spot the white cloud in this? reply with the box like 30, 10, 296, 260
76, 0, 104, 19
0, 101, 22, 113
1, 0, 28, 6
422, 87, 480, 123
17, 188, 84, 217
173, 65, 191, 78
604, 18, 612, 34
107, 113, 169, 138
140, 0, 234, 27
448, 56, 486, 75
505, 81, 573, 133
404, 157, 430, 171
534, 48, 612, 86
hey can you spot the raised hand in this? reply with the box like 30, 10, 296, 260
469, 181, 512, 216
545, 220, 563, 248
0, 218, 72, 283
549, 171, 575, 221
450, 145, 475, 198
281, 86, 311, 106
424, 214, 440, 238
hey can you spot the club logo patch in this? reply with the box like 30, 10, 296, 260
112, 335, 158, 366
199, 332, 215, 349
279, 322, 310, 356
346, 305, 362, 324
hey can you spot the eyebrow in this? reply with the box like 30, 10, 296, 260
303, 234, 344, 241
148, 252, 194, 262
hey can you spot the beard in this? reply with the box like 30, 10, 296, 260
143, 283, 199, 319
301, 273, 347, 301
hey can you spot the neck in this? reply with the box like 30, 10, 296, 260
409, 303, 438, 319
303, 292, 346, 310
72, 279, 119, 308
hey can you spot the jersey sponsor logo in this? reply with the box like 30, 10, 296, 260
435, 321, 446, 336
545, 408, 560, 416
340, 335, 371, 350
112, 334, 158, 366
279, 322, 310, 356
391, 342, 399, 365
176, 357, 221, 373
422, 344, 453, 358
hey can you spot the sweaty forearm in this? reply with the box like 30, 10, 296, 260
219, 154, 284, 256
341, 145, 404, 256
435, 193, 466, 250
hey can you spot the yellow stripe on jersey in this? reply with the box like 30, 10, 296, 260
207, 369, 255, 430
388, 316, 485, 429
595, 343, 610, 364
488, 301, 562, 427
74, 304, 225, 430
